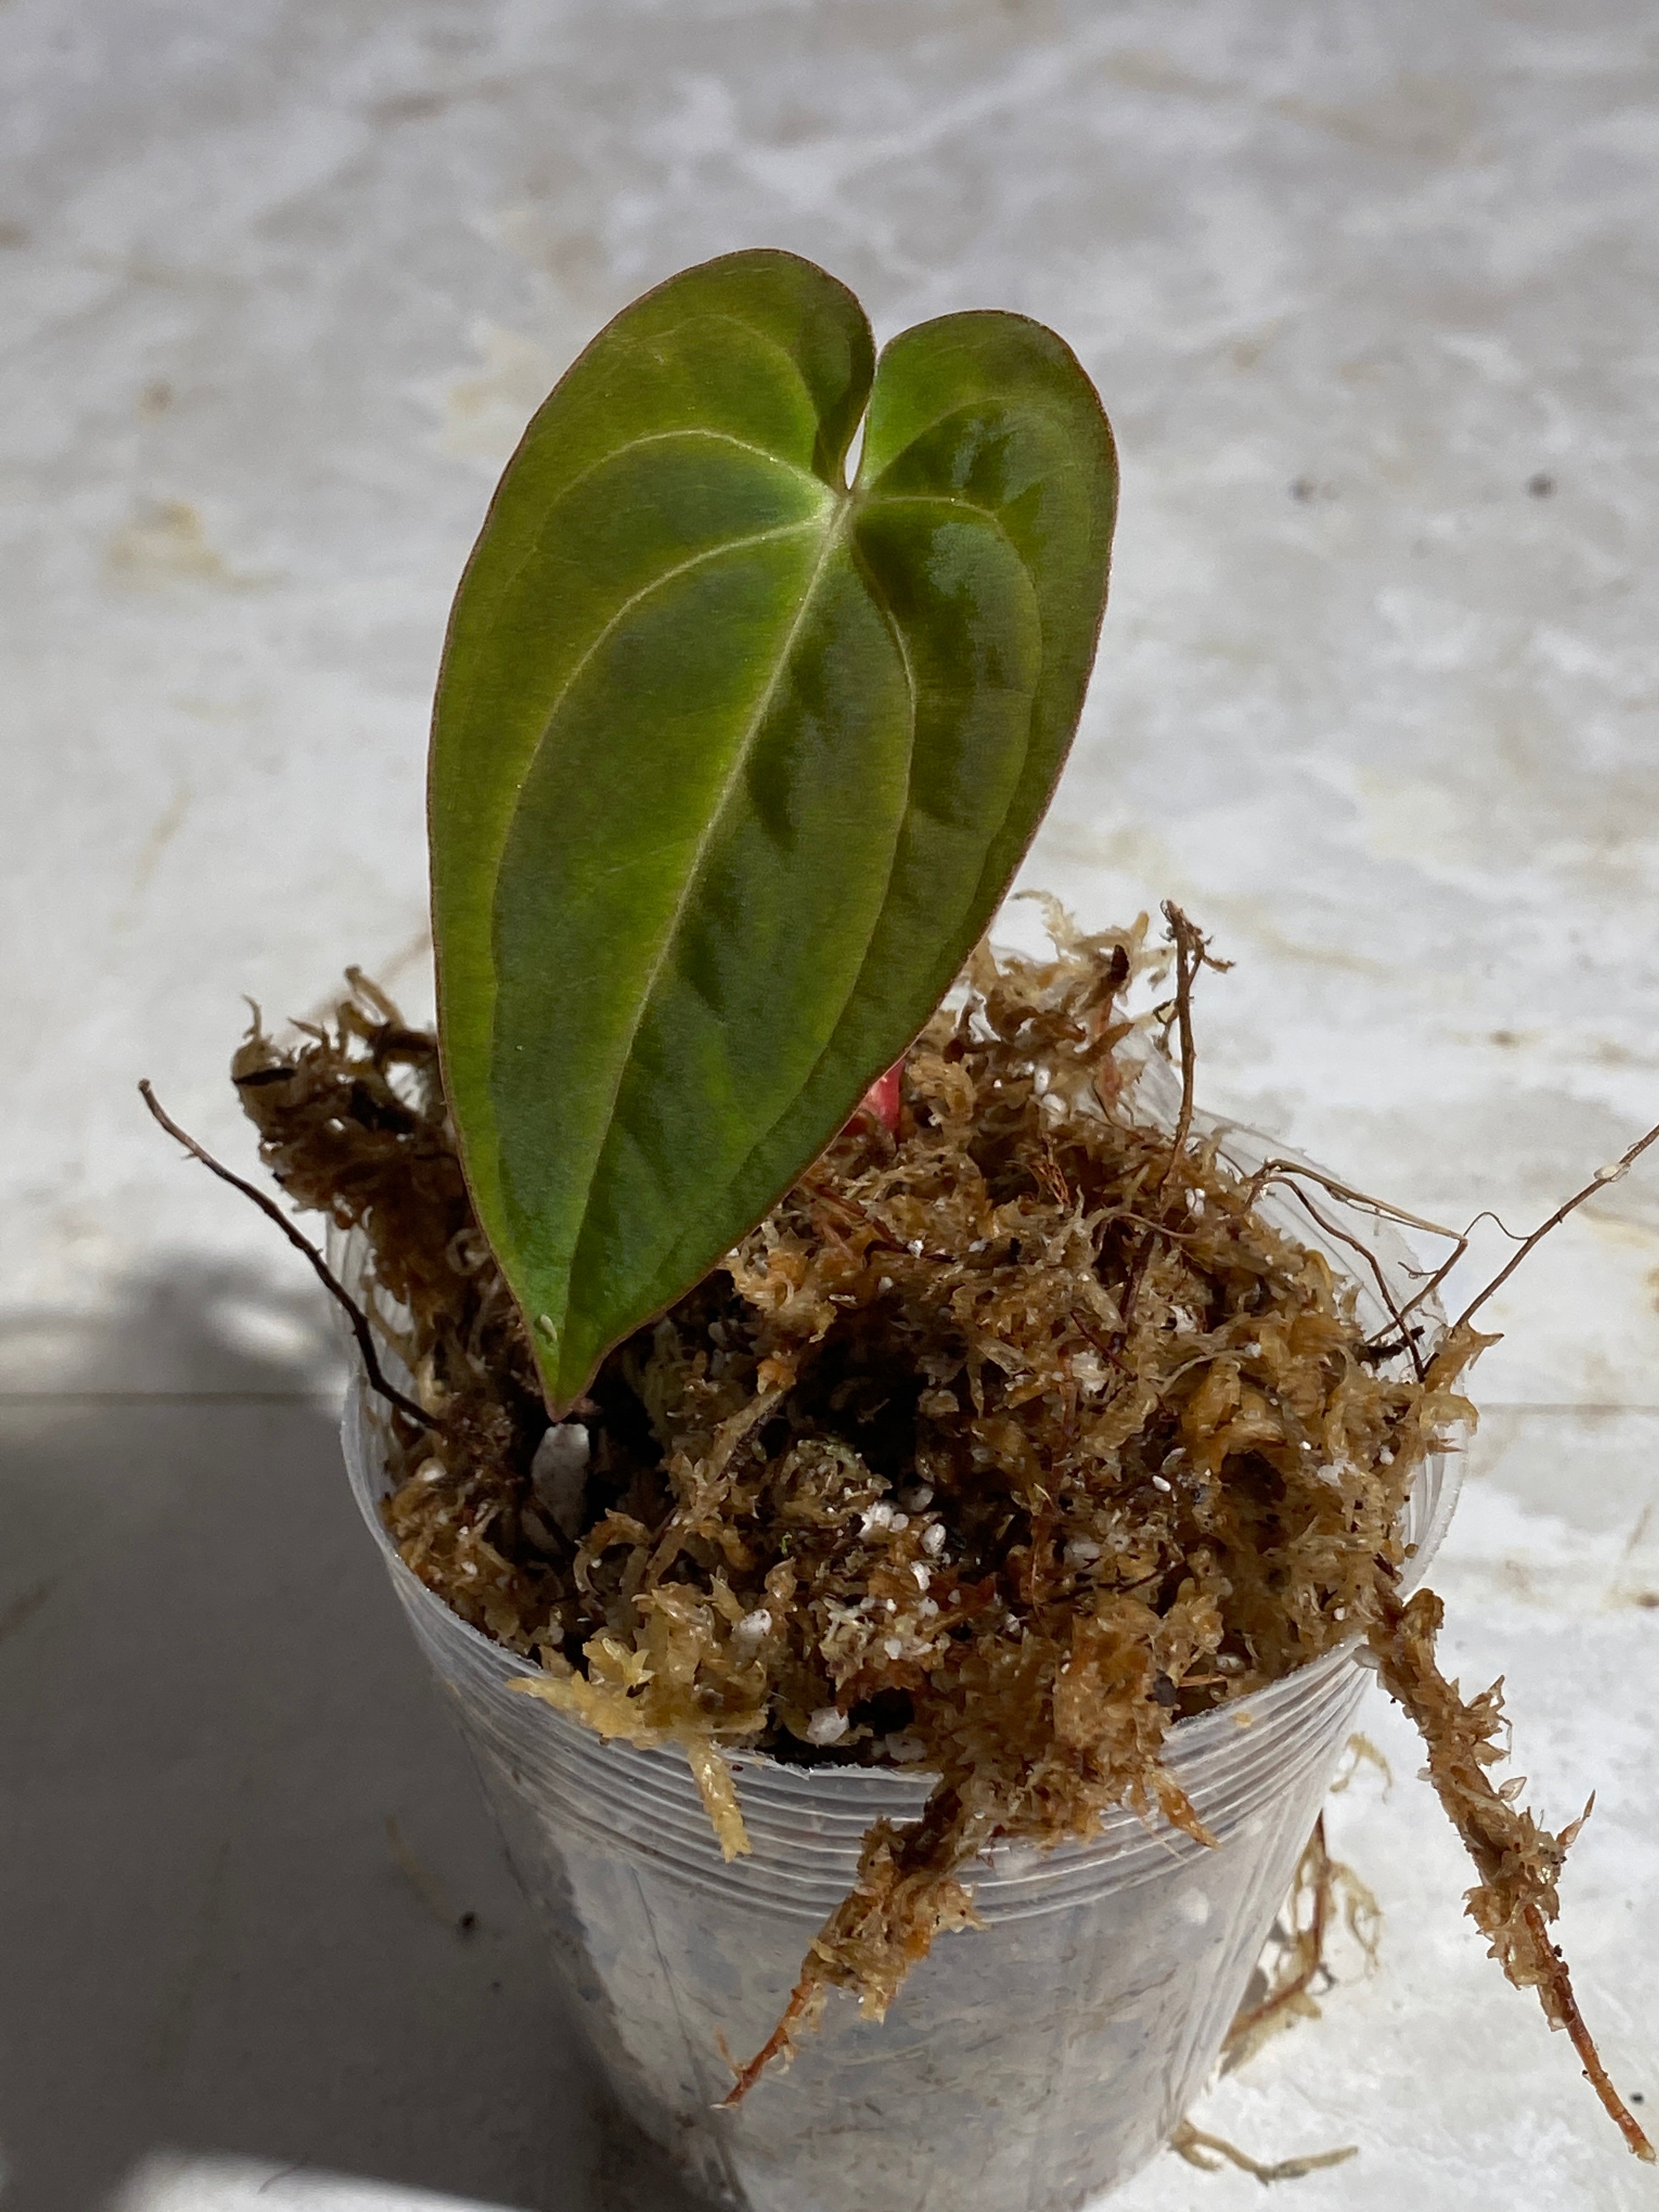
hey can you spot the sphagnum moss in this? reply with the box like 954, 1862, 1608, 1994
221, 913, 1649, 2155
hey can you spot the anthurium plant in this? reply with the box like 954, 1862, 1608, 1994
427, 247, 1116, 1413
139, 246, 1650, 2164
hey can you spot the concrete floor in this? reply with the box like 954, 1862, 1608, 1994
5, 0, 1659, 2205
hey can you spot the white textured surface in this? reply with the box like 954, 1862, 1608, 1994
106, 2154, 515, 2212
3, 1, 1656, 2207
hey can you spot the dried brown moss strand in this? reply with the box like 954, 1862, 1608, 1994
137, 1078, 437, 1434
1171, 2120, 1357, 2183
1221, 1813, 1334, 2063
1523, 1900, 1656, 2164
718, 1979, 817, 2107
1369, 1588, 1654, 2163
1156, 901, 1203, 1197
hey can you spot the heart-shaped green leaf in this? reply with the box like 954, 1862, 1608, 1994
430, 249, 1116, 1411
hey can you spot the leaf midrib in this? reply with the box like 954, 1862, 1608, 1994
628, 482, 1053, 1313
480, 504, 826, 966
668, 499, 1044, 1288
629, 518, 927, 1316
554, 489, 862, 1342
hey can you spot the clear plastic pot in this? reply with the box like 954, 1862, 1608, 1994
335, 1116, 1459, 2212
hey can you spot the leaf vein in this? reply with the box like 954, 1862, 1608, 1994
860, 489, 1040, 618
509, 512, 827, 823
864, 489, 1004, 526
538, 424, 822, 515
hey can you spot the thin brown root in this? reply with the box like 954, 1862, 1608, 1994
1339, 1113, 1659, 1356
1452, 1119, 1659, 1335
1221, 1815, 1379, 2075
1170, 2120, 1357, 2184
1238, 1160, 1462, 1256
1274, 1178, 1427, 1383
1370, 1588, 1654, 2162
1233, 1126, 1659, 1381
1222, 1821, 1333, 2069
1231, 1156, 1468, 1382
137, 1078, 436, 1434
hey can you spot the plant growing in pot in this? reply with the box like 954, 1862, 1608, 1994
145, 250, 1651, 2208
